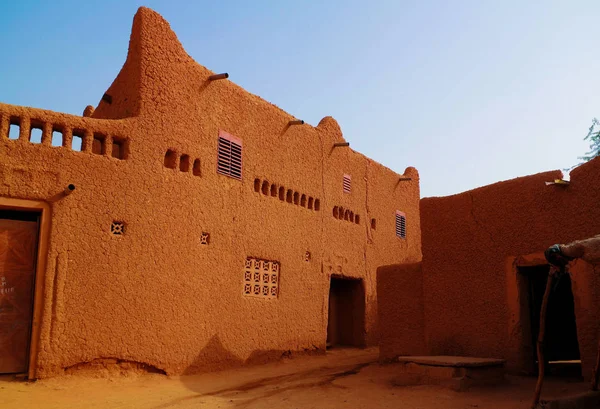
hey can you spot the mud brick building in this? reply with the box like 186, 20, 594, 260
0, 7, 421, 378
379, 157, 600, 381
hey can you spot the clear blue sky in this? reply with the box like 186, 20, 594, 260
1, 1, 598, 197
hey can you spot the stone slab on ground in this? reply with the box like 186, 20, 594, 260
393, 355, 506, 391
396, 355, 506, 367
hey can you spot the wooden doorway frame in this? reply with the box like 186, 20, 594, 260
0, 197, 51, 379
506, 252, 594, 378
506, 252, 547, 375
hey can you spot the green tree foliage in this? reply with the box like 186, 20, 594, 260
579, 118, 600, 163
570, 118, 600, 171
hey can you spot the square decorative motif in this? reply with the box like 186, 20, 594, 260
243, 257, 280, 300
111, 221, 125, 235
200, 232, 210, 245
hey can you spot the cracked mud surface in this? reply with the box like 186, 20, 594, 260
0, 349, 590, 408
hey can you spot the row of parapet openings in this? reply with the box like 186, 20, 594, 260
1, 115, 128, 160
164, 149, 201, 176
333, 206, 360, 225
253, 178, 321, 211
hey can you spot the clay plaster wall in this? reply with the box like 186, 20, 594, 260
415, 157, 600, 376
377, 262, 425, 360
379, 158, 600, 378
0, 7, 421, 378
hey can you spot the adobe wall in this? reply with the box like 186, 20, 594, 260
0, 7, 421, 378
418, 157, 600, 376
377, 262, 425, 360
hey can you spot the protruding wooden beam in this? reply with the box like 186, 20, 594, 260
333, 142, 350, 148
208, 73, 229, 81
289, 120, 304, 126
64, 184, 76, 196
395, 177, 412, 187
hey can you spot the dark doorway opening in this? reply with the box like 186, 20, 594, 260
327, 276, 365, 349
518, 264, 581, 378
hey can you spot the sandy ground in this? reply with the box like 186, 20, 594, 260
0, 348, 592, 409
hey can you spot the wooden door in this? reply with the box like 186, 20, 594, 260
0, 216, 39, 374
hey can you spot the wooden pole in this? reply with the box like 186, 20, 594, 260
591, 338, 600, 391
288, 120, 304, 126
63, 184, 75, 196
531, 270, 556, 409
333, 142, 350, 148
208, 73, 229, 81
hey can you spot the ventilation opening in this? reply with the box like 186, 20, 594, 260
355, 215, 360, 224
293, 192, 299, 205
301, 194, 307, 207
8, 120, 20, 140
92, 133, 106, 155
286, 190, 293, 203
308, 197, 314, 210
344, 210, 350, 221
71, 131, 84, 151
371, 218, 376, 230
164, 150, 177, 169
518, 265, 581, 378
333, 206, 339, 219
112, 139, 126, 160
261, 181, 269, 195
395, 211, 406, 239
327, 277, 365, 349
217, 132, 242, 180
343, 174, 351, 194
270, 184, 277, 197
314, 199, 320, 211
111, 221, 125, 235
180, 154, 190, 172
193, 159, 201, 176
51, 129, 64, 147
279, 187, 285, 201
30, 126, 43, 144
243, 258, 280, 300
254, 179, 260, 192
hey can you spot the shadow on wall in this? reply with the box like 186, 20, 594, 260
168, 363, 370, 409
181, 335, 323, 376
148, 335, 323, 409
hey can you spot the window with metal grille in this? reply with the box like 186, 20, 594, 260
395, 211, 406, 239
217, 130, 242, 180
343, 174, 351, 193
